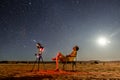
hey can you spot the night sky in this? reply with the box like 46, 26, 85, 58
1, 0, 120, 61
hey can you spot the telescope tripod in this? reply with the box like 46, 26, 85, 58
31, 54, 45, 72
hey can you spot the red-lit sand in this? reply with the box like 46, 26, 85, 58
13, 70, 120, 79
0, 62, 120, 79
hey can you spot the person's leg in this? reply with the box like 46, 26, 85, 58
52, 52, 64, 70
52, 52, 62, 60
55, 54, 59, 70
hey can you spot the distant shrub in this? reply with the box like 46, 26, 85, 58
94, 61, 99, 64
90, 61, 99, 64
79, 62, 82, 64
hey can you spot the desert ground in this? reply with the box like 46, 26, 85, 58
0, 61, 120, 80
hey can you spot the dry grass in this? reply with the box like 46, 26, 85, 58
0, 62, 120, 79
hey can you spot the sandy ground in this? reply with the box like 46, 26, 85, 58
0, 62, 120, 79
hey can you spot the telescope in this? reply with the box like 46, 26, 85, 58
36, 43, 44, 53
31, 42, 45, 71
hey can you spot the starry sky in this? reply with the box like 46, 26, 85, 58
0, 0, 120, 61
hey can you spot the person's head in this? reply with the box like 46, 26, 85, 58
73, 45, 79, 51
36, 43, 41, 49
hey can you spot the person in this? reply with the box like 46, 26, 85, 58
35, 43, 44, 59
52, 45, 79, 71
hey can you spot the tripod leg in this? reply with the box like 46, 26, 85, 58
31, 58, 37, 72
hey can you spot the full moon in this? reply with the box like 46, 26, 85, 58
97, 37, 110, 46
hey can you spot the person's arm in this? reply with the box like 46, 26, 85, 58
66, 51, 77, 57
66, 54, 71, 57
